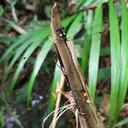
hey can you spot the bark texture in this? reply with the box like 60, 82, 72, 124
50, 3, 105, 128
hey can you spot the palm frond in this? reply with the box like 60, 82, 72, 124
8, 26, 50, 94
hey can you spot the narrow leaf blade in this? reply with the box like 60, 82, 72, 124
88, 4, 103, 100
27, 40, 52, 104
109, 0, 120, 126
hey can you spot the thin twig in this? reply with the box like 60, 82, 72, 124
69, 5, 96, 15
50, 74, 65, 128
2, 19, 26, 34
6, 0, 18, 22
11, 3, 18, 22
11, 23, 26, 34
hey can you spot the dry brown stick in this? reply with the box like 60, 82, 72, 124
67, 39, 105, 128
50, 74, 65, 128
50, 3, 105, 128
67, 39, 99, 118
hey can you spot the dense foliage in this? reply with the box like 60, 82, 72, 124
0, 0, 128, 127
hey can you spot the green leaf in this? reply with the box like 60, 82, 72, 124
81, 10, 93, 75
8, 27, 50, 93
2, 39, 32, 82
116, 0, 128, 117
78, 0, 106, 7
114, 117, 128, 127
0, 34, 32, 64
88, 4, 103, 100
78, 0, 94, 7
0, 111, 5, 127
0, 37, 16, 42
109, 0, 120, 126
27, 40, 52, 104
2, 27, 49, 81
0, 28, 44, 64
67, 12, 83, 38
48, 62, 62, 113
62, 14, 76, 28
0, 5, 4, 17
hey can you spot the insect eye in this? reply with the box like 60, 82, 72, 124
60, 33, 63, 37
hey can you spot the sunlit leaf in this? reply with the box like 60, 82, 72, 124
116, 0, 128, 117
109, 0, 120, 126
114, 117, 128, 127
88, 4, 103, 100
